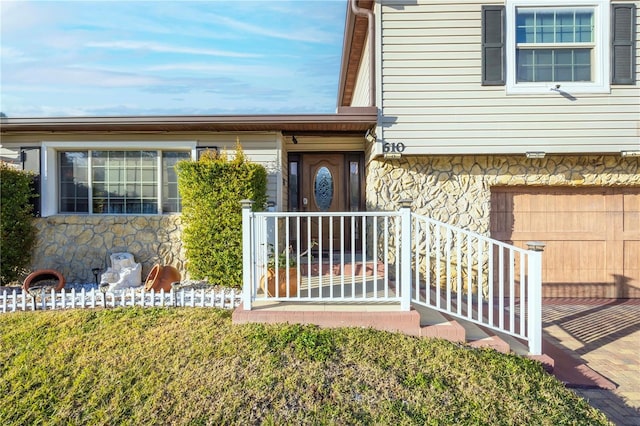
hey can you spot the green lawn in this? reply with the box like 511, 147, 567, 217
0, 308, 610, 425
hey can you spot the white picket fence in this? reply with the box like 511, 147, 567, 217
1, 286, 241, 313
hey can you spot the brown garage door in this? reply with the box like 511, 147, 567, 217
491, 187, 640, 298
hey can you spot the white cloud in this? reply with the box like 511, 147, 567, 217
0, 46, 35, 63
85, 41, 263, 58
0, 0, 347, 117
204, 13, 337, 44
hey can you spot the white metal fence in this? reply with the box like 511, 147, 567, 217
241, 201, 543, 355
242, 203, 404, 308
1, 286, 241, 313
410, 213, 542, 355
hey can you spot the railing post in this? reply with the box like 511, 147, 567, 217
241, 200, 255, 310
527, 241, 545, 355
399, 200, 413, 311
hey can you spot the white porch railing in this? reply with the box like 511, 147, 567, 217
1, 287, 241, 313
241, 200, 405, 308
241, 200, 543, 355
410, 213, 543, 355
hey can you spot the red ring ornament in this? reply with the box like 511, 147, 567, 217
23, 269, 66, 292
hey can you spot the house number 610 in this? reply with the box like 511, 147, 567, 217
382, 142, 406, 153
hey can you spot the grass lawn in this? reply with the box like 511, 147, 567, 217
0, 307, 610, 425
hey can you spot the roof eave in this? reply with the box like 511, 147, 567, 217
0, 109, 378, 134
336, 0, 373, 108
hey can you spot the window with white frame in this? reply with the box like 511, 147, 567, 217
59, 150, 190, 214
506, 0, 609, 93
516, 8, 594, 82
481, 1, 639, 93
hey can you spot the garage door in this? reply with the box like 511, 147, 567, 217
491, 187, 640, 298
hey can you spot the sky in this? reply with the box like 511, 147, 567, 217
0, 0, 348, 117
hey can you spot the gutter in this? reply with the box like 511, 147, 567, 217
337, 0, 375, 108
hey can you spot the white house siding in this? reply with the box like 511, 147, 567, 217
377, 0, 640, 156
207, 133, 282, 207
351, 32, 372, 107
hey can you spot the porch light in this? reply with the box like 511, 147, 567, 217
525, 152, 545, 159
621, 150, 640, 157
292, 136, 298, 144
364, 128, 376, 143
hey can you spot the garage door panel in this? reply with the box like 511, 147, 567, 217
491, 187, 640, 299
622, 212, 640, 235
623, 241, 640, 295
623, 192, 639, 215
510, 232, 606, 241
491, 211, 512, 234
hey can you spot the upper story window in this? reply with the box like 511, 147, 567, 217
516, 8, 594, 83
508, 0, 608, 93
481, 1, 636, 93
59, 150, 190, 215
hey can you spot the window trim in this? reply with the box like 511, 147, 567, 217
42, 141, 196, 217
505, 0, 610, 94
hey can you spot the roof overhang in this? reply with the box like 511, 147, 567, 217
337, 0, 374, 107
0, 107, 377, 135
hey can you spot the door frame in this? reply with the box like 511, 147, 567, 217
287, 152, 365, 213
287, 152, 365, 253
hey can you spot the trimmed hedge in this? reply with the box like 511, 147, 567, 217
176, 147, 266, 287
0, 163, 37, 284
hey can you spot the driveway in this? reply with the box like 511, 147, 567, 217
542, 299, 640, 426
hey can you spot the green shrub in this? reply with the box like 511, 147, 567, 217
177, 145, 266, 286
0, 163, 37, 284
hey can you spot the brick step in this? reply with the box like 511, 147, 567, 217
412, 303, 465, 342
413, 304, 555, 373
232, 302, 423, 336
232, 301, 555, 373
454, 319, 511, 354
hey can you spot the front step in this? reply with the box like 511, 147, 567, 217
418, 306, 555, 372
233, 301, 554, 372
412, 303, 465, 342
457, 320, 511, 354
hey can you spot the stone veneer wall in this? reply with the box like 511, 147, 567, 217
366, 155, 639, 297
30, 215, 185, 284
366, 155, 640, 231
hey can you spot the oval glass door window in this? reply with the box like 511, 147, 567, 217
314, 166, 333, 211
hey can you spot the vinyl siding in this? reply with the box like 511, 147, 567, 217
378, 0, 640, 156
351, 32, 372, 107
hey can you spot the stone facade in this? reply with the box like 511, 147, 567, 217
30, 214, 185, 284
366, 154, 640, 297
366, 154, 640, 232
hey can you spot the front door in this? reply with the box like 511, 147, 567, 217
289, 153, 364, 253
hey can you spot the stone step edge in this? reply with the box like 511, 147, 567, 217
419, 319, 466, 342
231, 303, 423, 336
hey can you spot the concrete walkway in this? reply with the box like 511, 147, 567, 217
542, 299, 640, 426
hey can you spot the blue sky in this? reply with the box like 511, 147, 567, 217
0, 0, 348, 117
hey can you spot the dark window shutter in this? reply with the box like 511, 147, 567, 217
482, 5, 505, 86
611, 3, 636, 85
